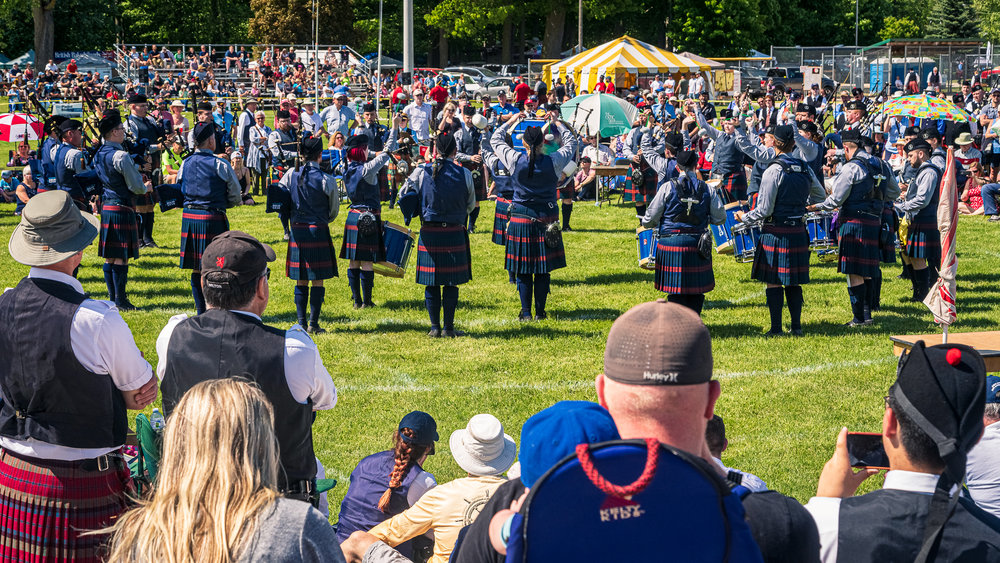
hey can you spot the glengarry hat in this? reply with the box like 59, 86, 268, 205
8, 190, 99, 266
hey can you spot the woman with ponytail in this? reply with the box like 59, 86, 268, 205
336, 412, 438, 559
490, 111, 578, 320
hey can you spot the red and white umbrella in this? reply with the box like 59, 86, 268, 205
0, 113, 44, 142
923, 147, 958, 340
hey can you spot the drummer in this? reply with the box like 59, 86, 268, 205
490, 112, 578, 321
694, 102, 748, 202
807, 130, 898, 327
737, 112, 820, 210
620, 115, 661, 219
737, 125, 825, 336
641, 122, 725, 315
454, 106, 488, 233
400, 133, 476, 337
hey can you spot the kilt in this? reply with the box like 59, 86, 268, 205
879, 204, 898, 264
378, 169, 390, 202
340, 208, 386, 263
415, 224, 472, 286
492, 197, 511, 246
133, 192, 155, 214
836, 214, 880, 277
0, 448, 133, 563
718, 172, 748, 202
98, 204, 140, 261
906, 217, 941, 266
751, 224, 810, 286
505, 203, 566, 274
622, 162, 658, 204
654, 232, 715, 294
287, 222, 338, 280
558, 181, 575, 200
179, 208, 230, 270
463, 162, 489, 201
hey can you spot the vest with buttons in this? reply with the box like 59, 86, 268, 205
344, 161, 381, 209
913, 162, 942, 222
290, 164, 330, 224
128, 115, 161, 145
710, 132, 743, 176
420, 160, 469, 224
768, 154, 810, 222
658, 174, 710, 234
96, 143, 134, 205
161, 309, 316, 487
512, 153, 558, 208
54, 143, 85, 200
0, 278, 127, 449
181, 151, 230, 210
840, 156, 880, 216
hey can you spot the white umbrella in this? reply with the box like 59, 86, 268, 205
0, 112, 43, 142
560, 93, 639, 137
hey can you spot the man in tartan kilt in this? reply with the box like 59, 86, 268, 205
177, 122, 242, 314
620, 118, 661, 219
809, 130, 899, 326
125, 93, 166, 249
94, 112, 154, 311
341, 123, 399, 308
455, 106, 489, 233
695, 103, 749, 203
490, 113, 578, 321
0, 191, 157, 562
861, 135, 901, 315
281, 137, 340, 334
641, 127, 725, 315
739, 125, 825, 336
896, 139, 942, 302
401, 133, 476, 337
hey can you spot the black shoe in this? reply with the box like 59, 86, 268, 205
442, 329, 466, 337
790, 328, 804, 337
297, 318, 307, 328
518, 313, 533, 321
353, 302, 363, 309
116, 299, 138, 312
534, 312, 548, 320
764, 329, 784, 337
863, 319, 874, 325
144, 239, 159, 249
562, 226, 572, 232
362, 301, 376, 308
308, 323, 326, 334
844, 319, 867, 328
283, 232, 290, 241
428, 328, 441, 338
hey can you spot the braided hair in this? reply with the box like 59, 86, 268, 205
521, 126, 545, 178
377, 428, 433, 513
432, 132, 457, 180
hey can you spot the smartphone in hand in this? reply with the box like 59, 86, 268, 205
846, 432, 890, 470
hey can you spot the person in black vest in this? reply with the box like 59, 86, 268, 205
491, 113, 578, 320
156, 230, 338, 508
921, 126, 949, 170
896, 139, 941, 302
236, 98, 258, 157
126, 93, 165, 249
177, 122, 242, 314
0, 190, 157, 560
809, 130, 899, 327
37, 114, 66, 194
738, 125, 825, 336
620, 115, 661, 219
95, 112, 154, 311
401, 133, 476, 337
281, 137, 340, 334
341, 121, 399, 308
805, 342, 1000, 562
694, 103, 748, 202
188, 101, 229, 157
269, 109, 299, 241
455, 106, 488, 233
336, 411, 439, 561
641, 139, 725, 315
860, 135, 899, 316
737, 112, 820, 209
52, 119, 95, 211
351, 103, 392, 203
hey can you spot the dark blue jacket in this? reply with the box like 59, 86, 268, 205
96, 144, 133, 205
181, 151, 230, 210
420, 161, 470, 224
512, 153, 558, 208
344, 161, 381, 210
770, 155, 810, 222
290, 165, 331, 224
659, 175, 710, 234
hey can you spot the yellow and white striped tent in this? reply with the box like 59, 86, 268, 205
544, 35, 711, 92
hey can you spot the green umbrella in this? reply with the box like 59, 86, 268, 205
560, 93, 639, 137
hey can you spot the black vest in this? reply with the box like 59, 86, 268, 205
161, 310, 316, 486
0, 278, 127, 448
838, 489, 1000, 562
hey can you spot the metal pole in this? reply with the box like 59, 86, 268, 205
854, 0, 859, 48
314, 0, 319, 110
577, 0, 582, 54
403, 0, 413, 78
377, 0, 384, 110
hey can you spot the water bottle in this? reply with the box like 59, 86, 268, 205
150, 408, 165, 431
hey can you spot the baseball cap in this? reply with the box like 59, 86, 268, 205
987, 375, 1000, 404
399, 411, 439, 445
200, 230, 276, 287
604, 299, 713, 385
518, 401, 620, 488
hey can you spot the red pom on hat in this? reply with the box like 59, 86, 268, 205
946, 348, 962, 366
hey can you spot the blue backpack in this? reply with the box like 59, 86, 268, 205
505, 439, 764, 563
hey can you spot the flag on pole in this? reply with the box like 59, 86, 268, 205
923, 147, 958, 327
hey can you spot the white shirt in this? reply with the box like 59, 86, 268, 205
967, 420, 1000, 518
299, 110, 323, 136
155, 311, 337, 409
0, 268, 153, 460
582, 144, 614, 165
402, 102, 435, 141
805, 470, 954, 563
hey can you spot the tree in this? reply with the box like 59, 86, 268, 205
975, 0, 1000, 42
248, 0, 354, 46
879, 16, 921, 40
668, 0, 763, 56
32, 0, 56, 71
927, 0, 981, 39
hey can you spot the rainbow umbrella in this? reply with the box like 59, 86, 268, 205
881, 94, 972, 122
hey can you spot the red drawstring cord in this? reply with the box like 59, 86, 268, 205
575, 438, 659, 498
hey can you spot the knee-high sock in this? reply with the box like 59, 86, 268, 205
785, 285, 803, 330
668, 294, 705, 315
533, 273, 550, 315
136, 213, 145, 241
347, 268, 361, 305
360, 270, 375, 305
142, 212, 155, 241
103, 263, 116, 302
442, 286, 459, 330
516, 274, 533, 316
561, 203, 572, 229
279, 212, 290, 234
190, 272, 205, 314
112, 264, 129, 305
389, 186, 398, 208
847, 284, 866, 323
468, 207, 480, 231
309, 286, 325, 324
425, 286, 442, 329
914, 267, 931, 302
869, 269, 882, 311
507, 269, 515, 284
765, 287, 784, 332
294, 285, 309, 326
635, 204, 647, 218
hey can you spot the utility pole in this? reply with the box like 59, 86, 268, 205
403, 0, 414, 82
577, 0, 582, 54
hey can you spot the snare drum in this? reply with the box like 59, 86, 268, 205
805, 211, 835, 249
374, 221, 416, 278
732, 221, 761, 263
636, 227, 657, 270
710, 200, 746, 255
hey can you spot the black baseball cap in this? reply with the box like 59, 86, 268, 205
398, 411, 439, 445
201, 230, 276, 287
773, 124, 795, 144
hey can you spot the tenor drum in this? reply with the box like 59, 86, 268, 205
805, 211, 835, 249
374, 221, 416, 278
732, 221, 761, 263
636, 227, 657, 271
710, 200, 747, 255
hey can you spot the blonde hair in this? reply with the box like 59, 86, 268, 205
104, 379, 281, 563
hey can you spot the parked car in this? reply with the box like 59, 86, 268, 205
392, 67, 441, 84
474, 77, 514, 100
483, 64, 528, 77
765, 67, 836, 96
442, 66, 499, 85
440, 72, 481, 96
